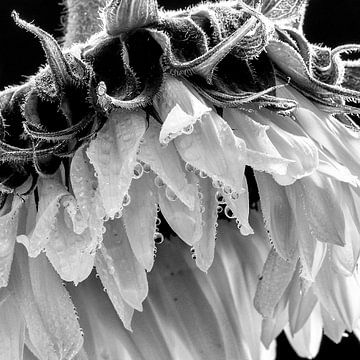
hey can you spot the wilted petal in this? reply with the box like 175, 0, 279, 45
192, 177, 218, 272
123, 172, 158, 272
154, 77, 211, 144
285, 304, 322, 359
175, 110, 247, 195
255, 172, 297, 260
0, 195, 23, 287
9, 246, 83, 360
95, 218, 148, 312
138, 119, 197, 209
0, 295, 25, 360
87, 110, 146, 218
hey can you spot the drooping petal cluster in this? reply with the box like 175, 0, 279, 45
1, 0, 360, 359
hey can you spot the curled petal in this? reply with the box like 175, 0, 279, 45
175, 111, 247, 196
154, 77, 211, 144
138, 119, 197, 209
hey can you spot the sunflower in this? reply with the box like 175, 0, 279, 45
1, 0, 360, 359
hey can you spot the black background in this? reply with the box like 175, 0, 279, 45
0, 0, 360, 359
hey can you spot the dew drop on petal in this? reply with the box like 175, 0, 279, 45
224, 206, 235, 219
182, 124, 194, 135
122, 193, 131, 207
230, 191, 240, 200
212, 179, 223, 189
154, 232, 164, 244
143, 163, 151, 173
185, 163, 195, 172
165, 186, 178, 201
215, 191, 226, 204
223, 185, 232, 195
154, 176, 165, 188
133, 163, 144, 179
155, 218, 161, 226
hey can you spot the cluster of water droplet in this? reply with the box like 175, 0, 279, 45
184, 162, 207, 179
160, 123, 195, 148
153, 206, 164, 259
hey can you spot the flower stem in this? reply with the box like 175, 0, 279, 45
63, 0, 106, 47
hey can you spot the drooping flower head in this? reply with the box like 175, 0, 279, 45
1, 0, 360, 359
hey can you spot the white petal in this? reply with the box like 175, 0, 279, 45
250, 110, 319, 185
44, 207, 95, 284
9, 246, 83, 360
123, 172, 158, 272
222, 176, 253, 236
224, 109, 292, 176
280, 85, 360, 179
0, 295, 25, 360
255, 172, 297, 260
285, 175, 345, 246
254, 248, 297, 318
86, 110, 146, 218
0, 195, 23, 287
154, 77, 211, 144
27, 177, 68, 257
138, 119, 197, 209
175, 111, 247, 195
285, 304, 322, 359
315, 253, 360, 330
95, 218, 148, 312
193, 177, 218, 272
158, 172, 202, 246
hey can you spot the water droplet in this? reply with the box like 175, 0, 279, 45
122, 193, 131, 207
165, 186, 177, 201
154, 232, 164, 244
155, 218, 161, 226
230, 191, 240, 200
216, 205, 223, 213
212, 179, 223, 189
114, 211, 122, 219
182, 124, 194, 135
160, 142, 168, 149
154, 176, 165, 188
133, 163, 144, 179
215, 192, 226, 204
190, 247, 195, 253
185, 163, 195, 172
192, 254, 197, 260
101, 226, 107, 234
224, 206, 235, 219
223, 185, 232, 195
198, 170, 207, 178
143, 163, 151, 173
